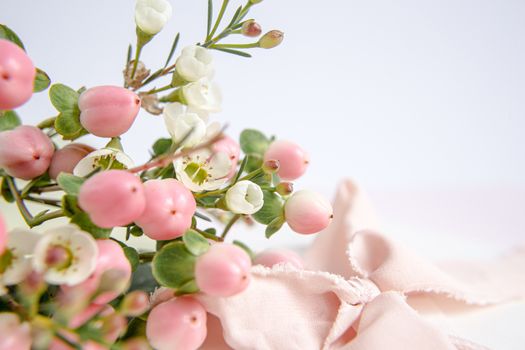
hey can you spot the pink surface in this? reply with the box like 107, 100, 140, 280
197, 180, 524, 349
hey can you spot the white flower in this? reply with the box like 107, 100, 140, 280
32, 225, 98, 286
182, 78, 222, 113
73, 148, 134, 177
225, 180, 264, 214
163, 103, 207, 148
174, 149, 232, 192
135, 0, 173, 35
0, 229, 41, 286
175, 45, 214, 82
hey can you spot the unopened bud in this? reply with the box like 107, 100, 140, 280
263, 159, 280, 174
259, 30, 284, 49
242, 20, 262, 37
276, 182, 294, 196
121, 290, 150, 317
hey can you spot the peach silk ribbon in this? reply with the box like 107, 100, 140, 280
198, 180, 525, 349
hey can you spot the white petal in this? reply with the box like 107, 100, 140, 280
135, 0, 173, 35
182, 79, 222, 113
225, 180, 264, 214
3, 229, 41, 285
73, 149, 134, 177
208, 152, 232, 179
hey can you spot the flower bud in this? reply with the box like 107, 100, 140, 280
241, 20, 262, 37
0, 39, 36, 110
258, 30, 284, 49
263, 159, 280, 174
146, 297, 207, 350
48, 143, 94, 179
175, 46, 214, 82
79, 86, 141, 138
135, 0, 173, 35
264, 139, 309, 181
225, 180, 264, 215
0, 125, 54, 180
195, 243, 251, 297
284, 190, 333, 234
276, 182, 294, 196
78, 170, 146, 228
121, 290, 150, 317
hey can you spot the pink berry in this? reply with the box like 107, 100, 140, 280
284, 190, 333, 234
254, 249, 304, 269
146, 297, 207, 350
195, 243, 251, 297
0, 313, 31, 350
78, 85, 141, 137
78, 170, 146, 228
264, 140, 309, 181
212, 135, 240, 178
0, 125, 54, 180
48, 143, 94, 179
0, 212, 6, 254
135, 179, 196, 240
62, 239, 132, 305
0, 39, 35, 110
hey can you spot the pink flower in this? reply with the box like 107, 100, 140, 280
0, 39, 35, 110
0, 125, 54, 180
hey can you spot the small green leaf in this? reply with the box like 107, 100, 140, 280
175, 279, 199, 296
227, 5, 243, 27
206, 0, 213, 39
129, 225, 144, 237
152, 138, 173, 156
61, 194, 81, 217
233, 240, 255, 259
213, 47, 252, 58
56, 173, 85, 196
240, 129, 270, 155
164, 33, 180, 68
123, 246, 140, 272
70, 212, 112, 239
250, 171, 272, 187
54, 110, 86, 139
152, 242, 197, 291
183, 229, 210, 256
1, 177, 15, 203
0, 110, 21, 131
265, 216, 285, 238
0, 24, 25, 50
252, 190, 284, 225
34, 68, 51, 92
49, 83, 80, 112
244, 153, 263, 173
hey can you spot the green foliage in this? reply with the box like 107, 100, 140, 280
265, 216, 285, 238
0, 24, 25, 50
56, 173, 85, 196
0, 110, 21, 131
152, 242, 198, 294
151, 138, 173, 156
252, 190, 284, 225
240, 129, 270, 155
0, 177, 14, 203
123, 246, 140, 272
182, 229, 210, 256
34, 68, 51, 92
50, 84, 87, 139
70, 212, 112, 239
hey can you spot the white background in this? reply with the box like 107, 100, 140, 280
1, 0, 524, 348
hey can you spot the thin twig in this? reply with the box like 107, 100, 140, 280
220, 214, 240, 239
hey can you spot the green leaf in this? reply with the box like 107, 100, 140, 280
129, 264, 159, 294
182, 229, 210, 256
152, 242, 197, 291
151, 138, 173, 156
227, 6, 243, 27
70, 212, 112, 239
213, 47, 252, 58
244, 153, 263, 173
34, 68, 51, 92
0, 24, 25, 50
61, 194, 81, 217
129, 225, 144, 237
252, 190, 284, 225
123, 247, 140, 272
54, 110, 86, 139
175, 279, 199, 296
250, 171, 272, 187
265, 216, 285, 238
1, 177, 14, 203
49, 83, 80, 112
0, 110, 21, 131
240, 129, 270, 155
56, 173, 85, 196
233, 240, 255, 259
164, 33, 180, 68
20, 173, 53, 197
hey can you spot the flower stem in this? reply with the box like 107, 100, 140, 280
208, 0, 230, 41
212, 42, 259, 49
221, 214, 240, 239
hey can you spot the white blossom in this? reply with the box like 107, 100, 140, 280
32, 225, 98, 286
163, 103, 207, 148
174, 149, 232, 192
225, 180, 264, 214
182, 78, 222, 113
175, 45, 214, 82
0, 229, 40, 286
135, 0, 173, 35
73, 148, 134, 177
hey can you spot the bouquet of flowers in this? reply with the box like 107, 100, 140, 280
0, 0, 334, 349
